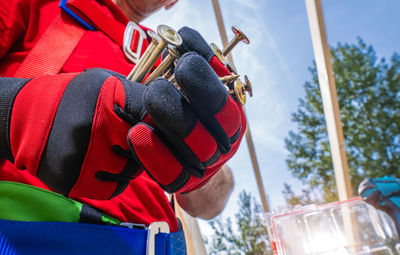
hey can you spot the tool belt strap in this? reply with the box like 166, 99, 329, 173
15, 13, 86, 78
0, 219, 186, 255
0, 181, 187, 254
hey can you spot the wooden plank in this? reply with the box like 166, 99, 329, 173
244, 121, 270, 212
305, 0, 353, 200
211, 0, 233, 64
175, 200, 208, 255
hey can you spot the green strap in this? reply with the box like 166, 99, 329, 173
0, 181, 119, 224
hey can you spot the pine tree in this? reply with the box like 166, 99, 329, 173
206, 190, 273, 255
285, 38, 400, 201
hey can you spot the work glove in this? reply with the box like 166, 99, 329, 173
0, 69, 147, 200
128, 27, 246, 193
0, 27, 246, 199
359, 176, 400, 235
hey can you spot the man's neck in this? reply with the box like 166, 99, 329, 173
112, 0, 148, 23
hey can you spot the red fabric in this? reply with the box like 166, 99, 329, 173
180, 103, 246, 193
10, 73, 76, 175
184, 121, 217, 162
69, 76, 133, 199
67, 0, 127, 45
0, 0, 60, 76
129, 88, 247, 194
79, 172, 177, 230
0, 0, 151, 77
214, 96, 242, 137
129, 124, 183, 186
208, 55, 231, 77
15, 13, 86, 78
0, 160, 178, 231
126, 45, 247, 194
0, 0, 178, 231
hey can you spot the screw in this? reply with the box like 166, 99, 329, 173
144, 45, 180, 85
127, 30, 161, 81
222, 26, 250, 56
130, 25, 182, 83
220, 74, 240, 84
243, 75, 253, 97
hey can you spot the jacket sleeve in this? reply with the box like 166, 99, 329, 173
0, 77, 28, 161
0, 0, 28, 60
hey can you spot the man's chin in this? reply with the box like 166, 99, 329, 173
164, 0, 178, 10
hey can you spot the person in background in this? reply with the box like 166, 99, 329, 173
359, 176, 400, 236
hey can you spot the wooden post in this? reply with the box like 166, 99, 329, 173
211, 0, 269, 212
305, 0, 353, 200
210, 0, 233, 64
166, 194, 208, 255
175, 203, 208, 255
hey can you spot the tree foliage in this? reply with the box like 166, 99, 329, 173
285, 38, 400, 201
206, 190, 272, 255
281, 182, 321, 207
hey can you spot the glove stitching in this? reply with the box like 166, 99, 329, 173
114, 104, 139, 125
202, 148, 221, 167
229, 126, 241, 144
111, 145, 134, 160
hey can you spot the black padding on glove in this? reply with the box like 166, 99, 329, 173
128, 122, 193, 192
37, 69, 111, 196
144, 78, 196, 138
175, 52, 231, 154
177, 26, 215, 62
119, 82, 147, 124
97, 69, 148, 124
144, 78, 205, 175
0, 77, 30, 162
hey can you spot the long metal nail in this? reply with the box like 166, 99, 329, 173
222, 26, 250, 56
220, 74, 240, 84
127, 30, 161, 81
168, 73, 239, 88
130, 25, 182, 83
144, 45, 180, 85
210, 43, 227, 66
161, 68, 173, 79
233, 79, 247, 105
243, 75, 253, 97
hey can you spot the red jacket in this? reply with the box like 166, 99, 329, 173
0, 0, 178, 231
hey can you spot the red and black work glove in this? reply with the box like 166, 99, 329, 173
127, 27, 246, 193
0, 27, 246, 199
0, 69, 148, 200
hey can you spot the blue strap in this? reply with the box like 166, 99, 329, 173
59, 0, 95, 31
0, 220, 186, 255
157, 233, 187, 255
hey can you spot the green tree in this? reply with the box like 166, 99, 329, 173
282, 183, 319, 207
206, 190, 272, 255
285, 38, 400, 201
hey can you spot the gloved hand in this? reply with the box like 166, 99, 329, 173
359, 176, 400, 235
0, 27, 246, 199
176, 26, 232, 78
128, 27, 246, 193
0, 69, 147, 200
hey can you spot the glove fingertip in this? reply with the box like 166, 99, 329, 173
128, 123, 191, 193
175, 52, 228, 110
175, 53, 232, 154
177, 26, 214, 61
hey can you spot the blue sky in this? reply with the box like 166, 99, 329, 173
142, 0, 400, 235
